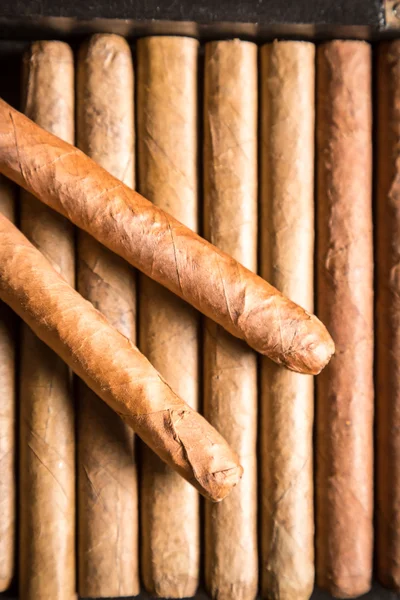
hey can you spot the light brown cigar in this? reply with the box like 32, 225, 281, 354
376, 40, 400, 592
0, 175, 16, 592
316, 41, 374, 598
0, 101, 333, 374
0, 212, 242, 502
260, 41, 315, 600
76, 34, 139, 598
19, 41, 76, 600
137, 37, 200, 598
203, 40, 258, 600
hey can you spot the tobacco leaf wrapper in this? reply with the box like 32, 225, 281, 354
376, 40, 400, 592
203, 39, 258, 600
19, 41, 76, 600
0, 98, 334, 374
260, 41, 315, 600
0, 212, 242, 502
137, 36, 200, 598
77, 34, 139, 598
316, 41, 374, 598
0, 175, 16, 592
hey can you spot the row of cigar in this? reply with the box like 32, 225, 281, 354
0, 32, 395, 600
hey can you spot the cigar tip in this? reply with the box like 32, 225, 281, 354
307, 327, 335, 375
199, 463, 244, 503
317, 574, 371, 599
377, 570, 400, 594
284, 316, 335, 375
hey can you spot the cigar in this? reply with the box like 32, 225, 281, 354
0, 211, 242, 502
260, 41, 315, 600
0, 98, 334, 374
19, 41, 76, 600
0, 175, 16, 592
376, 40, 400, 591
203, 40, 258, 600
76, 35, 139, 597
316, 41, 374, 598
137, 37, 200, 598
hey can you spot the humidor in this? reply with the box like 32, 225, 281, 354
0, 1, 396, 599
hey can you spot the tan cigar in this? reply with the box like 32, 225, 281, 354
0, 98, 334, 374
203, 39, 258, 600
376, 40, 400, 592
0, 175, 16, 592
316, 41, 374, 598
76, 34, 139, 598
137, 37, 200, 597
19, 41, 76, 600
0, 211, 242, 502
260, 41, 315, 600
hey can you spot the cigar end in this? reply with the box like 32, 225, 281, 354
318, 575, 371, 599
0, 575, 13, 594
377, 569, 400, 594
284, 315, 335, 375
306, 325, 335, 375
197, 463, 244, 503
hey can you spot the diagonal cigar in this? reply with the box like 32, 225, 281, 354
0, 211, 242, 502
0, 99, 334, 375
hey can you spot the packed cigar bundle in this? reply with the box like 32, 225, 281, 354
316, 41, 374, 599
0, 175, 16, 593
137, 36, 200, 598
1, 28, 396, 600
76, 34, 139, 598
260, 40, 315, 600
19, 41, 76, 600
376, 40, 400, 593
203, 39, 259, 600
